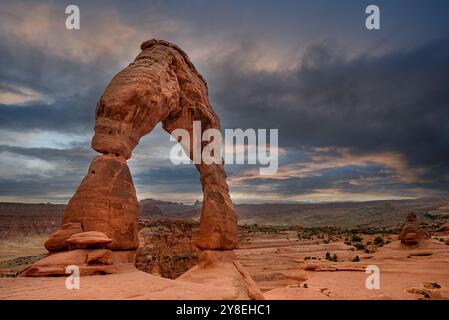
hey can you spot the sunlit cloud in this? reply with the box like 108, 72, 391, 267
0, 84, 53, 105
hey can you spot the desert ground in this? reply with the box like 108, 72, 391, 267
1, 198, 448, 300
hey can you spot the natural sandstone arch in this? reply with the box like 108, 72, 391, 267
47, 39, 237, 252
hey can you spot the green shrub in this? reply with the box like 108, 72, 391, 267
352, 256, 360, 262
423, 282, 441, 289
354, 243, 366, 250
351, 235, 363, 242
373, 236, 385, 247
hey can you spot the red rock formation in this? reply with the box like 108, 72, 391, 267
62, 155, 139, 250
25, 40, 246, 296
399, 213, 430, 245
55, 39, 236, 251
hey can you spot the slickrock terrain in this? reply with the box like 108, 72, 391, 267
0, 269, 254, 300
237, 225, 449, 300
2, 200, 449, 298
2, 218, 449, 299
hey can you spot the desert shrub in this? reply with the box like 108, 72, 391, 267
351, 235, 363, 242
270, 225, 289, 233
354, 243, 366, 250
352, 256, 360, 262
303, 283, 308, 288
424, 282, 441, 289
325, 252, 337, 262
323, 239, 330, 244
373, 236, 385, 247
344, 241, 352, 246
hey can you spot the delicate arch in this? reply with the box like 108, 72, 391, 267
58, 39, 237, 251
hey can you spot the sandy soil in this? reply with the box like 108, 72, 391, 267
0, 236, 47, 261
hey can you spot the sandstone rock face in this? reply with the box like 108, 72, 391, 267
44, 222, 83, 252
62, 155, 139, 250
399, 213, 430, 245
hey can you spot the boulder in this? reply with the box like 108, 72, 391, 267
44, 222, 83, 252
66, 231, 112, 249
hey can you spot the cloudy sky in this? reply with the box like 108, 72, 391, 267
1, 0, 449, 203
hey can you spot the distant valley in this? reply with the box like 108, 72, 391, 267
1, 197, 448, 240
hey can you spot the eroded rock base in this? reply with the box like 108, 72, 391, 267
20, 250, 135, 277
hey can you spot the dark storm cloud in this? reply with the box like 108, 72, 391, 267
231, 164, 396, 195
0, 34, 121, 133
133, 165, 201, 194
0, 144, 95, 201
1, 0, 449, 201
0, 175, 79, 199
210, 36, 449, 186
0, 145, 94, 162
